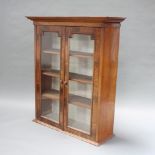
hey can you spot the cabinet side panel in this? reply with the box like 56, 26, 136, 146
97, 24, 121, 143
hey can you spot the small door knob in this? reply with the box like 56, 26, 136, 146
64, 81, 68, 85
60, 80, 63, 84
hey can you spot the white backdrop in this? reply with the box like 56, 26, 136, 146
0, 0, 155, 155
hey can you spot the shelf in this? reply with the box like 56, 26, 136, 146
69, 94, 91, 109
42, 69, 60, 78
69, 72, 92, 84
43, 49, 93, 58
43, 49, 60, 55
42, 89, 59, 100
42, 112, 59, 123
70, 51, 93, 58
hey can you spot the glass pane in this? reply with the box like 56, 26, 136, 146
42, 32, 60, 51
69, 34, 94, 77
69, 81, 92, 98
41, 32, 61, 123
68, 104, 91, 134
67, 33, 94, 134
70, 34, 94, 53
69, 57, 93, 76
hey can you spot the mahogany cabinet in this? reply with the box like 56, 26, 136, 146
27, 17, 125, 145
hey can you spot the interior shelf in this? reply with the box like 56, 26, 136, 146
69, 94, 91, 109
70, 51, 93, 58
42, 112, 59, 123
42, 69, 60, 77
42, 89, 59, 100
69, 72, 92, 84
43, 49, 93, 58
43, 49, 60, 55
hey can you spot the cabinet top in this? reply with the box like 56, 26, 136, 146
26, 16, 125, 23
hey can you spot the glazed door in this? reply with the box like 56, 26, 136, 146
64, 27, 100, 139
36, 26, 65, 129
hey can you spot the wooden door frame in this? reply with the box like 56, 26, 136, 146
35, 25, 101, 141
63, 26, 101, 141
35, 25, 65, 129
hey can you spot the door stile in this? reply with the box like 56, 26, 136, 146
35, 25, 42, 119
91, 28, 102, 140
63, 27, 70, 130
59, 27, 66, 129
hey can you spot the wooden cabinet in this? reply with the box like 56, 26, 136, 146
27, 17, 125, 145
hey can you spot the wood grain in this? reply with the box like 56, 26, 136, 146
27, 16, 125, 23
